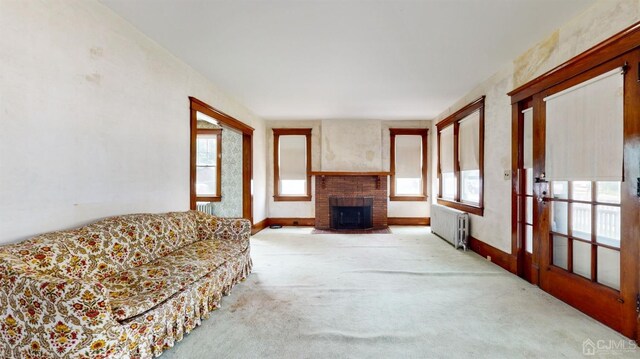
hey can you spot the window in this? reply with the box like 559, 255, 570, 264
192, 111, 222, 202
436, 96, 484, 215
273, 128, 312, 201
390, 128, 428, 201
195, 130, 221, 197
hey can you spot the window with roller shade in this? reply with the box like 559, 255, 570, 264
436, 96, 484, 215
273, 128, 312, 201
390, 129, 428, 201
458, 111, 480, 204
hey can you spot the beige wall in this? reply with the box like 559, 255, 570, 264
430, 0, 640, 253
266, 119, 431, 219
0, 0, 268, 244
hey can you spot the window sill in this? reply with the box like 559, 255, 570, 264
390, 195, 428, 202
274, 195, 312, 202
196, 196, 222, 203
437, 198, 483, 216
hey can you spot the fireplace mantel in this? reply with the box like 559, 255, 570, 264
310, 172, 391, 190
310, 171, 391, 176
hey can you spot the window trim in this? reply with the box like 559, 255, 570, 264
194, 128, 222, 202
389, 128, 428, 201
436, 96, 485, 216
273, 128, 312, 202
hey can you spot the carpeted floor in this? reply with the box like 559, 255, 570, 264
161, 226, 636, 358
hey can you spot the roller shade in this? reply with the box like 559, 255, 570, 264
543, 67, 624, 181
395, 135, 422, 178
279, 135, 307, 180
440, 126, 454, 173
458, 111, 480, 171
523, 108, 533, 169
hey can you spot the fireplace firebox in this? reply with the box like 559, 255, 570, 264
329, 197, 373, 230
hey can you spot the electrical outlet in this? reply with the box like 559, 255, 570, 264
504, 170, 512, 181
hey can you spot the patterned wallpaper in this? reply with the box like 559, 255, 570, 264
200, 127, 243, 217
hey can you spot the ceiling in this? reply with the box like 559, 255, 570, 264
101, 0, 594, 120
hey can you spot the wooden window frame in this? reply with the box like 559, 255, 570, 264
273, 128, 312, 202
194, 128, 222, 202
436, 96, 485, 216
189, 97, 254, 222
389, 128, 428, 201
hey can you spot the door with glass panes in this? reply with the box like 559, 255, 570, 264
514, 50, 640, 337
532, 52, 639, 338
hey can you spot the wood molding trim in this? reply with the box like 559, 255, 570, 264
389, 195, 427, 202
189, 97, 254, 134
437, 198, 484, 216
266, 218, 316, 227
273, 128, 312, 202
435, 96, 485, 130
468, 236, 517, 274
251, 218, 269, 235
310, 171, 391, 176
388, 217, 430, 226
389, 128, 429, 201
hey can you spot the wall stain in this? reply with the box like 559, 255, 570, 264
89, 47, 103, 59
513, 30, 559, 87
85, 72, 101, 85
324, 136, 336, 161
365, 150, 375, 161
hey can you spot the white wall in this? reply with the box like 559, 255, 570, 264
430, 0, 640, 253
266, 119, 430, 219
0, 0, 268, 244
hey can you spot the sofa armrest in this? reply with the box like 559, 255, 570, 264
197, 214, 252, 246
0, 251, 125, 358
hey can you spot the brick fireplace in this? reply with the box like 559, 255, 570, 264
313, 172, 389, 230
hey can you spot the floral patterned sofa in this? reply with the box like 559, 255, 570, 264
0, 211, 252, 358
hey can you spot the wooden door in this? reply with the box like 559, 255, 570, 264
534, 52, 639, 338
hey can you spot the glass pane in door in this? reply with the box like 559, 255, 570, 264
572, 203, 591, 240
596, 182, 621, 204
573, 240, 592, 279
551, 201, 568, 234
552, 181, 568, 199
525, 225, 533, 254
597, 246, 620, 290
553, 235, 568, 270
572, 181, 592, 201
596, 205, 620, 248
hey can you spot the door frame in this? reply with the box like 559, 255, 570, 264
189, 97, 254, 223
508, 22, 640, 340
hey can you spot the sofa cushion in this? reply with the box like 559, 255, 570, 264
50, 212, 200, 281
7, 234, 73, 277
105, 239, 246, 321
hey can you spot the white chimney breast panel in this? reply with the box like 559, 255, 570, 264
321, 120, 382, 171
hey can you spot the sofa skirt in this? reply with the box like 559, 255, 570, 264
119, 247, 252, 358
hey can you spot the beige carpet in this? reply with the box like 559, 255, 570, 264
161, 226, 636, 358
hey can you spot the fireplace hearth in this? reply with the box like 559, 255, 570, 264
330, 197, 373, 230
